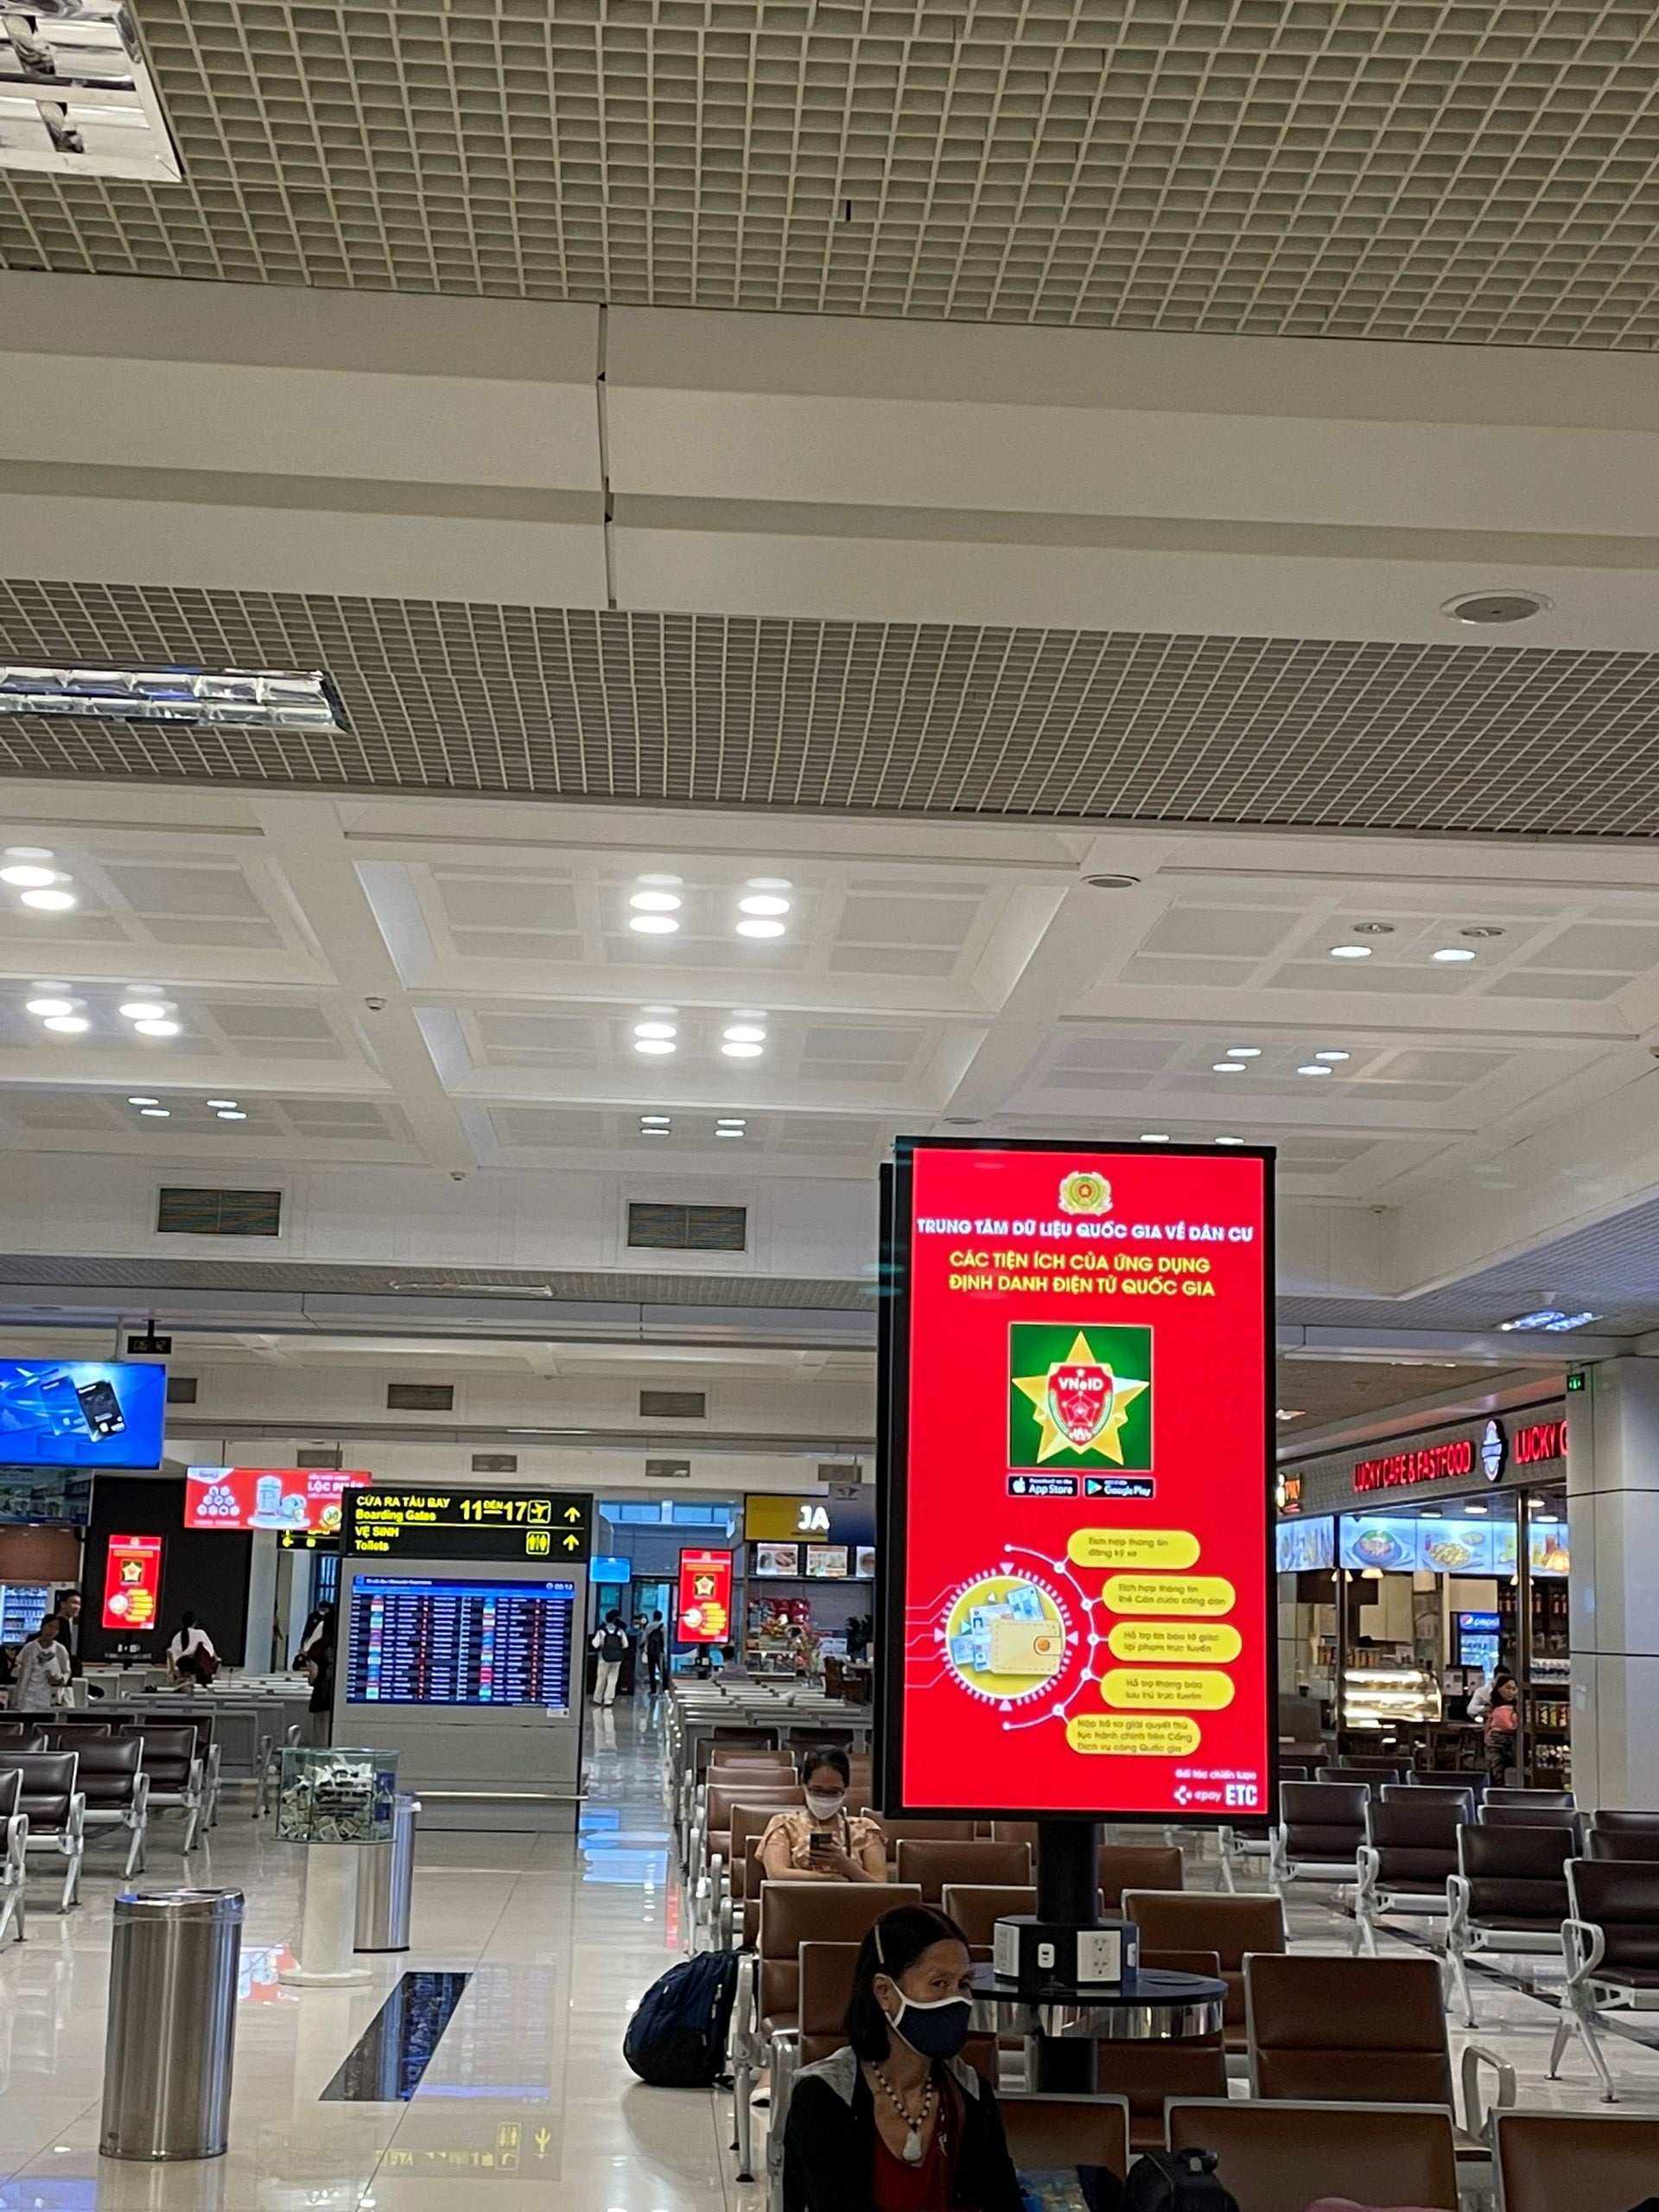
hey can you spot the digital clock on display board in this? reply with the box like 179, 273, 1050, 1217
343, 1487, 593, 1562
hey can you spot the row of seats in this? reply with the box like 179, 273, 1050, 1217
0, 1730, 207, 1942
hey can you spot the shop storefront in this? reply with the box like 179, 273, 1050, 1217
1276, 1401, 1573, 1782
742, 1491, 875, 1681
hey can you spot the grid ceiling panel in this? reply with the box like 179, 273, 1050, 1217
11, 580, 1659, 836
5, 3, 1659, 342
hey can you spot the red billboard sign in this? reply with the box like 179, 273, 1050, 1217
102, 1533, 163, 1630
881, 1140, 1274, 1823
185, 1465, 372, 1534
677, 1548, 733, 1644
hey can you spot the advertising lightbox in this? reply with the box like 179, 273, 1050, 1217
102, 1534, 163, 1630
186, 1465, 372, 1534
677, 1548, 732, 1644
880, 1139, 1274, 1824
0, 1361, 165, 1469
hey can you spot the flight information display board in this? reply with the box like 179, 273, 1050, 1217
344, 1487, 591, 1562
880, 1138, 1274, 1825
345, 1575, 578, 1708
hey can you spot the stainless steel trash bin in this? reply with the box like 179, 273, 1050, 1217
354, 1791, 420, 1952
101, 1888, 243, 2160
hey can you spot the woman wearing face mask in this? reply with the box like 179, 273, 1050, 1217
760, 1746, 887, 1885
782, 1904, 1021, 2212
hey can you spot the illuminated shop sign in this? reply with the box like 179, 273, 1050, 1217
1349, 1414, 1567, 1495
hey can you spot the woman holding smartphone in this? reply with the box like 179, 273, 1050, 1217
760, 1746, 887, 1884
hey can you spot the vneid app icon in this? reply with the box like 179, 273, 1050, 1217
1008, 1324, 1153, 1469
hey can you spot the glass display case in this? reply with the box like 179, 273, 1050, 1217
276, 1745, 398, 1844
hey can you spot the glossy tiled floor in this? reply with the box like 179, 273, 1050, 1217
2, 1703, 1656, 2212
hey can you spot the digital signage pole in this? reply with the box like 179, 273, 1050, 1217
879, 1136, 1274, 2049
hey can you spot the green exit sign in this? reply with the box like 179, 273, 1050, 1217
1567, 1370, 1587, 1392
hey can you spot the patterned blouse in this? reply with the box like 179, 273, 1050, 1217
760, 1806, 887, 1872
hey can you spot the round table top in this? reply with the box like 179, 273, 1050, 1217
967, 1961, 1227, 2043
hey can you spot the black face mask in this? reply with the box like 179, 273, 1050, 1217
885, 1993, 973, 2060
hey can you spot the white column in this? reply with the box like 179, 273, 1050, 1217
1568, 1358, 1659, 1808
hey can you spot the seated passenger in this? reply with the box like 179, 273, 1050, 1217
783, 1904, 1020, 2212
760, 1745, 886, 1884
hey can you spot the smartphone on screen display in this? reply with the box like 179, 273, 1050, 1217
75, 1377, 125, 1439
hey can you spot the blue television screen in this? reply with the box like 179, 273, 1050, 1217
0, 1361, 166, 1469
589, 1555, 630, 1585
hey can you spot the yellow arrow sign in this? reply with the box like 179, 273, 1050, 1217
533, 2128, 552, 2161
563, 1533, 581, 1550
563, 1505, 583, 1522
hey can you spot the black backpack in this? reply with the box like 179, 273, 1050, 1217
624, 1950, 740, 2087
601, 1625, 628, 1662
1122, 2149, 1241, 2212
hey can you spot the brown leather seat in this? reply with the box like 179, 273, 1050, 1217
1123, 1890, 1284, 2051
1096, 1946, 1227, 2149
999, 2094, 1129, 2179
758, 1879, 921, 2034
1098, 1843, 1181, 1910
1363, 1789, 1466, 1891
1586, 1827, 1659, 1860
36, 1722, 111, 1745
1458, 1820, 1573, 1929
896, 1837, 1031, 1903
11, 1751, 77, 1833
798, 1939, 861, 2063
704, 1779, 803, 1880
1486, 1786, 1575, 1812
1567, 1858, 1659, 1988
1276, 1780, 1368, 1872
990, 1820, 1038, 1850
861, 1814, 976, 1846
1246, 1952, 1452, 2104
1166, 2099, 1459, 2212
1586, 1806, 1659, 1833
939, 1883, 1035, 1947
1480, 1801, 1581, 1834
127, 1726, 205, 1850
1496, 2109, 1659, 2212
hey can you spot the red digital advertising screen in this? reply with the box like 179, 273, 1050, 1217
102, 1533, 163, 1631
677, 1548, 733, 1644
881, 1139, 1274, 1824
185, 1465, 372, 1534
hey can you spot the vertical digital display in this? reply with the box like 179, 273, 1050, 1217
345, 1576, 577, 1707
677, 1549, 732, 1643
102, 1534, 164, 1630
882, 1139, 1274, 1823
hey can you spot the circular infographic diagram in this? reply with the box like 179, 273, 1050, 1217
942, 1572, 1071, 1707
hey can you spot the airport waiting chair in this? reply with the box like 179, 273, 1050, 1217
9, 1751, 84, 1913
895, 1836, 1031, 1904
1354, 1787, 1470, 1951
1486, 1786, 1574, 1813
1268, 1780, 1368, 1906
73, 1738, 149, 1877
35, 1721, 111, 1745
1098, 1842, 1181, 1910
1480, 1800, 1582, 1837
1094, 1944, 1229, 2150
126, 1726, 206, 1852
1554, 1857, 1659, 2101
1166, 2099, 1459, 2212
1495, 2109, 1659, 2212
1123, 1888, 1285, 2052
940, 1882, 1036, 1949
0, 1770, 23, 1945
999, 2094, 1130, 2184
1447, 1820, 1575, 2026
1586, 1827, 1659, 1862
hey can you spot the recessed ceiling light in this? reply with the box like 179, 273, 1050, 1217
21, 887, 75, 912
1216, 1135, 1244, 1145
629, 891, 682, 914
1441, 590, 1550, 626
42, 1014, 88, 1034
1500, 1307, 1599, 1333
1461, 925, 1505, 940
139, 1108, 169, 1118
1141, 1134, 1170, 1142
747, 877, 792, 891
1083, 874, 1140, 890
1329, 944, 1371, 959
640, 1115, 671, 1126
738, 894, 791, 918
5, 848, 54, 861
629, 914, 679, 936
215, 1109, 247, 1121
1349, 922, 1395, 935
1433, 947, 1477, 963
722, 1040, 764, 1058
0, 665, 341, 728
1314, 1050, 1350, 1062
716, 1117, 747, 1128
25, 996, 75, 1017
206, 1098, 237, 1109
735, 918, 785, 939
641, 1126, 669, 1136
1463, 1502, 1490, 1515
633, 1021, 677, 1040
119, 999, 175, 1020
634, 1038, 676, 1055
1224, 1047, 1261, 1058
1296, 1065, 1332, 1077
127, 1096, 159, 1106
1211, 1062, 1246, 1073
723, 1024, 766, 1044
133, 1018, 181, 1037
0, 864, 58, 888
715, 1127, 745, 1137
1275, 1408, 1306, 1422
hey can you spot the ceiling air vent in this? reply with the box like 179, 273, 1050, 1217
626, 1201, 747, 1253
645, 1459, 692, 1481
640, 1390, 705, 1421
157, 1186, 282, 1236
165, 1376, 198, 1405
472, 1452, 518, 1475
297, 1446, 342, 1470
386, 1382, 454, 1413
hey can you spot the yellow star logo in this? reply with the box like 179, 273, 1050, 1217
1014, 1331, 1148, 1464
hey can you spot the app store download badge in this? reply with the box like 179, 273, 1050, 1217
1008, 1323, 1153, 1469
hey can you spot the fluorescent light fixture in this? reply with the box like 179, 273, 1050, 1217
738, 894, 790, 918
1464, 1503, 1490, 1515
1500, 1307, 1599, 1333
722, 1040, 764, 1058
126, 1096, 158, 1106
25, 996, 74, 1017
119, 1000, 172, 1020
723, 1024, 766, 1044
215, 1109, 246, 1121
1215, 1135, 1244, 1145
0, 864, 56, 888
1211, 1062, 1245, 1073
0, 661, 343, 728
1314, 1050, 1350, 1062
628, 914, 679, 936
1433, 947, 1477, 963
1296, 1065, 1332, 1077
206, 1098, 237, 1109
1224, 1047, 1261, 1058
1140, 1134, 1170, 1142
1329, 944, 1372, 959
139, 1107, 168, 1117
0, 3, 183, 181
42, 1014, 87, 1033
632, 1021, 677, 1040
6, 848, 53, 861
1274, 1408, 1306, 1421
20, 887, 75, 911
133, 1018, 180, 1037
735, 918, 785, 939
629, 891, 681, 914
634, 1038, 676, 1055
639, 1115, 671, 1126
715, 1127, 744, 1136
641, 1126, 669, 1135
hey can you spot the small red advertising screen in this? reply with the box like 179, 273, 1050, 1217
677, 1548, 733, 1644
185, 1465, 372, 1535
102, 1534, 163, 1631
882, 1139, 1274, 1823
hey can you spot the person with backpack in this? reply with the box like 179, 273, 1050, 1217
782, 1904, 1022, 2212
591, 1609, 629, 1707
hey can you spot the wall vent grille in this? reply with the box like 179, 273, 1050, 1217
157, 1187, 282, 1236
627, 1202, 746, 1253
386, 1382, 454, 1413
